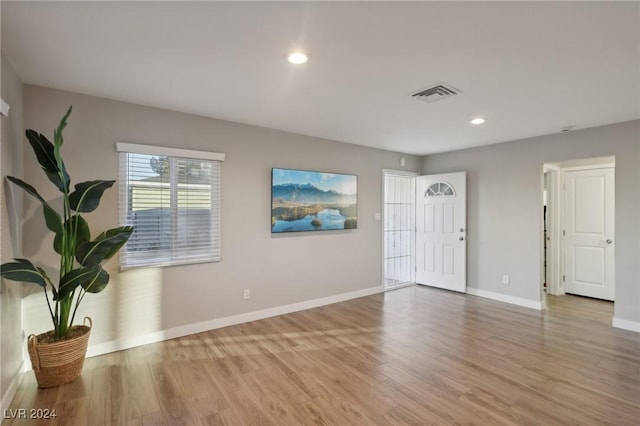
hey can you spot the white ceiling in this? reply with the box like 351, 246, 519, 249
2, 1, 639, 156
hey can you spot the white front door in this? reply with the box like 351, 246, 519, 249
416, 172, 466, 292
564, 167, 615, 300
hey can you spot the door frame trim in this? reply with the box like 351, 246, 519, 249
543, 164, 562, 299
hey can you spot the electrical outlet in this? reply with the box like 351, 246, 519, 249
243, 289, 250, 300
502, 275, 510, 285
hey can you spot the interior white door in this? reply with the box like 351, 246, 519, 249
416, 172, 466, 292
564, 167, 615, 300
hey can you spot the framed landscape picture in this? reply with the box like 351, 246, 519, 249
271, 168, 357, 233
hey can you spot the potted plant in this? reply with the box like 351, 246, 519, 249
0, 106, 133, 388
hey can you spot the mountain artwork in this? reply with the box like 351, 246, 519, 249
271, 168, 357, 233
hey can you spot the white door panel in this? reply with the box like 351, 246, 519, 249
564, 168, 614, 300
416, 172, 466, 292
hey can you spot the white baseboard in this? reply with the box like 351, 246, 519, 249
86, 285, 383, 358
1, 362, 25, 424
612, 317, 640, 333
383, 282, 415, 291
466, 287, 543, 310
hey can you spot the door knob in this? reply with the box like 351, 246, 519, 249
606, 239, 612, 244
459, 236, 464, 241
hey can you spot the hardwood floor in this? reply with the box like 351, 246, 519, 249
5, 286, 639, 425
545, 292, 614, 325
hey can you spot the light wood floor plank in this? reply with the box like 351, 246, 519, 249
5, 286, 638, 425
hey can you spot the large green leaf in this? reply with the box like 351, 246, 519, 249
54, 215, 90, 254
82, 267, 109, 294
25, 129, 70, 192
54, 106, 72, 148
7, 176, 63, 234
68, 180, 115, 213
53, 107, 72, 191
76, 226, 133, 266
56, 266, 103, 300
0, 258, 47, 287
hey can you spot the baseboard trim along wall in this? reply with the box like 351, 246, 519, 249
85, 285, 383, 359
466, 287, 543, 310
612, 317, 640, 333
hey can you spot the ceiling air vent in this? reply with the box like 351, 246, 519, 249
412, 83, 461, 103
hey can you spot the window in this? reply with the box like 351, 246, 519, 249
117, 143, 225, 268
425, 181, 454, 197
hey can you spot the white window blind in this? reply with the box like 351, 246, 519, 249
117, 143, 225, 268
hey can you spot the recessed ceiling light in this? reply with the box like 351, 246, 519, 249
470, 117, 487, 125
288, 52, 308, 65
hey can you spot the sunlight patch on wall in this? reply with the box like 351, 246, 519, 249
22, 266, 163, 350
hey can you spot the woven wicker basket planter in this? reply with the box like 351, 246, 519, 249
27, 317, 92, 388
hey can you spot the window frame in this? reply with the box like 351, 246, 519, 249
425, 181, 455, 197
116, 142, 225, 269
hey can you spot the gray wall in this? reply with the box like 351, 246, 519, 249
422, 120, 640, 323
21, 85, 421, 347
1, 56, 24, 407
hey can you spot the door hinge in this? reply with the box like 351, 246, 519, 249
562, 275, 565, 282
562, 229, 565, 236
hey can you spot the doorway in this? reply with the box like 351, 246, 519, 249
382, 170, 416, 290
542, 156, 616, 305
382, 170, 468, 292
